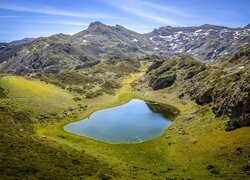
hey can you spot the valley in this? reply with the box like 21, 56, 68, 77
0, 21, 249, 179
0, 46, 249, 179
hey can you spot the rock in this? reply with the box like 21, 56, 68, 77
178, 93, 184, 99
206, 165, 215, 170
150, 74, 177, 90
190, 138, 197, 144
155, 67, 171, 76
74, 60, 100, 70
243, 165, 250, 171
185, 71, 196, 80
225, 120, 241, 131
79, 55, 89, 62
210, 169, 220, 174
167, 168, 173, 171
185, 65, 206, 80
195, 89, 213, 105
236, 147, 243, 153
147, 60, 164, 72
165, 136, 171, 139
58, 134, 66, 139
72, 159, 81, 165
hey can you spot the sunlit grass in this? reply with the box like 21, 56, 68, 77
0, 76, 77, 113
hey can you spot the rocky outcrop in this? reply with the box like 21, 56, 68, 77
194, 89, 213, 105
146, 60, 164, 72
74, 60, 101, 70
213, 81, 250, 131
142, 46, 250, 130
225, 118, 250, 131
184, 65, 206, 80
150, 74, 176, 90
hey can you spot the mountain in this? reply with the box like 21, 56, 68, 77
72, 22, 150, 58
0, 38, 34, 64
147, 24, 250, 61
8, 38, 35, 45
0, 22, 249, 75
0, 22, 150, 75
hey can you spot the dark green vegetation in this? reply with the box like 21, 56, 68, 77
0, 75, 117, 179
0, 39, 249, 179
34, 58, 140, 98
0, 104, 115, 179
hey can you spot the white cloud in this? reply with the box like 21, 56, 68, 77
15, 19, 89, 26
138, 1, 193, 18
0, 2, 115, 19
101, 0, 184, 25
120, 5, 179, 25
0, 15, 26, 18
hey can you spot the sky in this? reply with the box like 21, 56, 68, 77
0, 0, 250, 42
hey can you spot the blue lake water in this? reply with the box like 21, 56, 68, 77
64, 99, 172, 144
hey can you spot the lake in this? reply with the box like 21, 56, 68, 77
64, 99, 173, 144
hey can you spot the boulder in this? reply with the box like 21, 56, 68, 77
195, 89, 213, 105
150, 74, 176, 90
147, 60, 164, 73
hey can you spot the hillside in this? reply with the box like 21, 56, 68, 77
0, 44, 249, 179
0, 38, 34, 64
0, 76, 115, 179
134, 45, 250, 130
147, 24, 250, 60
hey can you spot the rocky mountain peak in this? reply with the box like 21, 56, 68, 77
114, 24, 125, 30
244, 24, 250, 29
88, 21, 105, 28
198, 24, 227, 30
82, 21, 113, 36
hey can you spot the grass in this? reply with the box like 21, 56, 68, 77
0, 71, 249, 179
0, 75, 116, 179
36, 73, 250, 179
0, 76, 77, 114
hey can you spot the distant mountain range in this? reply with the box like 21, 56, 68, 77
0, 38, 35, 64
0, 22, 249, 75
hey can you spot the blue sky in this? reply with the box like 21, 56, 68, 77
0, 0, 249, 42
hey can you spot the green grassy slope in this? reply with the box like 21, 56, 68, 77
0, 75, 116, 179
0, 47, 249, 179
0, 76, 77, 113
